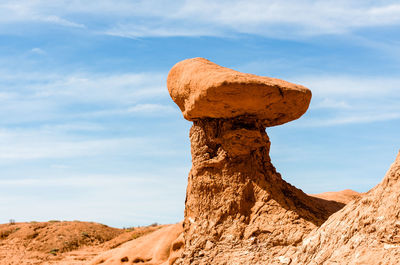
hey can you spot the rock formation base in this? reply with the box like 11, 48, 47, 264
178, 118, 343, 264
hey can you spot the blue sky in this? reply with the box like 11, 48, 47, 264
0, 0, 399, 227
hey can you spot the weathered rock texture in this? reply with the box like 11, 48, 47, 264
167, 58, 344, 264
167, 57, 311, 127
290, 151, 400, 264
167, 58, 400, 264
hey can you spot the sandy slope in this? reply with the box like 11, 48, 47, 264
88, 223, 183, 265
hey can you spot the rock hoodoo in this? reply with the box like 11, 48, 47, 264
167, 58, 344, 264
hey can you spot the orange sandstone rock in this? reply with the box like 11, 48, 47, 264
167, 58, 342, 265
167, 57, 311, 127
291, 151, 400, 264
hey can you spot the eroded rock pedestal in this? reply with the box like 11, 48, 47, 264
182, 117, 344, 264
167, 58, 343, 264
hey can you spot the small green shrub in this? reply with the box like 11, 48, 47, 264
49, 248, 59, 256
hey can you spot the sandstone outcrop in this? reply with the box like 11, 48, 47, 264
167, 58, 344, 264
290, 151, 400, 264
167, 57, 311, 126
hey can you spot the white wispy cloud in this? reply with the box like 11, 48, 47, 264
0, 3, 85, 28
0, 175, 158, 187
298, 75, 400, 98
30, 47, 46, 55
24, 72, 167, 103
0, 125, 182, 161
126, 103, 175, 113
39, 15, 85, 28
1, 1, 400, 38
77, 104, 176, 119
104, 24, 221, 38
302, 112, 400, 127
312, 98, 351, 109
41, 122, 105, 132
0, 70, 170, 123
0, 131, 135, 160
0, 69, 182, 164
289, 75, 400, 126
84, 1, 400, 38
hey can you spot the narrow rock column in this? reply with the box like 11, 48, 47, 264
185, 117, 274, 242
167, 58, 344, 264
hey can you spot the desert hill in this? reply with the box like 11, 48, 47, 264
0, 221, 163, 265
310, 189, 363, 204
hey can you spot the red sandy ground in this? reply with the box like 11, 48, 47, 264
0, 221, 162, 265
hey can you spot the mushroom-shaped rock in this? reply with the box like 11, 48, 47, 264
167, 57, 311, 127
167, 58, 342, 265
